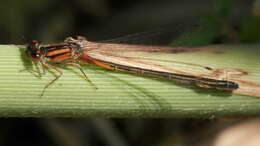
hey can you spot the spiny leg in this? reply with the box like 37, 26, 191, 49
40, 63, 63, 97
64, 62, 98, 89
20, 61, 46, 77
20, 68, 43, 77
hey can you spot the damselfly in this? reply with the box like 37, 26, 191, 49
25, 36, 239, 97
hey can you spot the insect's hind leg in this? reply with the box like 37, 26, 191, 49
64, 62, 98, 89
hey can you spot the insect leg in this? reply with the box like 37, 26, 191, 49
64, 62, 98, 89
40, 63, 63, 97
20, 61, 47, 77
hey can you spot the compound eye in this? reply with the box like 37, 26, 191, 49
29, 52, 40, 58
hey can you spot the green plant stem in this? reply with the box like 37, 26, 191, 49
0, 44, 260, 117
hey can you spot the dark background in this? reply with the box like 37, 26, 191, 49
0, 0, 260, 146
0, 0, 259, 44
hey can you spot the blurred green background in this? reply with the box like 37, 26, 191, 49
0, 0, 260, 146
0, 0, 259, 45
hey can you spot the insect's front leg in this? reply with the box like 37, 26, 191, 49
20, 60, 47, 77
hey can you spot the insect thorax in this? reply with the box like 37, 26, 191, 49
71, 45, 83, 59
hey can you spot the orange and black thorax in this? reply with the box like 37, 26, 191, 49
26, 40, 83, 62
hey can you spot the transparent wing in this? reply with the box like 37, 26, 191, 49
97, 23, 200, 46
85, 42, 216, 77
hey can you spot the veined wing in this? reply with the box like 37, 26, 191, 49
79, 41, 239, 91
81, 41, 213, 77
97, 23, 200, 46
